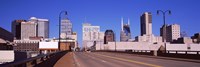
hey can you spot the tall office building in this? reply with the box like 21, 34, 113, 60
21, 21, 37, 39
104, 30, 115, 44
12, 20, 26, 39
160, 24, 180, 42
135, 12, 162, 43
140, 12, 152, 36
120, 18, 131, 42
29, 17, 49, 38
13, 17, 49, 40
82, 23, 104, 50
61, 18, 72, 38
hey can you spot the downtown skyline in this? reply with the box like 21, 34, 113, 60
0, 0, 200, 47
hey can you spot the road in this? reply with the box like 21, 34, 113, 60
73, 52, 200, 67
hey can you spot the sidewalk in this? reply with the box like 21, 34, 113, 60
54, 52, 75, 67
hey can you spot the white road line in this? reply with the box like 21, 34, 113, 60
94, 53, 162, 67
101, 60, 107, 63
73, 52, 80, 67
83, 52, 108, 63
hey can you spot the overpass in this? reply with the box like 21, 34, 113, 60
1, 50, 200, 67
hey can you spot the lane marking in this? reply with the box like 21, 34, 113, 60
94, 53, 162, 67
101, 60, 107, 62
82, 52, 108, 63
73, 52, 81, 67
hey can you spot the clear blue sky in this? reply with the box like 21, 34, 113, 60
0, 0, 200, 47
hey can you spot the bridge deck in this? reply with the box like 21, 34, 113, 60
54, 52, 74, 67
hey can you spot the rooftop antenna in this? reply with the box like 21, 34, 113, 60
128, 18, 130, 25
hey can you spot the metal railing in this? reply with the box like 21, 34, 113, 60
166, 50, 200, 55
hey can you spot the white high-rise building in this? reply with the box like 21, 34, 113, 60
37, 19, 49, 38
20, 17, 49, 39
61, 18, 72, 38
82, 23, 104, 50
29, 17, 49, 38
21, 21, 37, 39
160, 24, 180, 42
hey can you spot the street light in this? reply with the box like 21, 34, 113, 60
157, 10, 171, 53
113, 31, 116, 52
59, 11, 68, 51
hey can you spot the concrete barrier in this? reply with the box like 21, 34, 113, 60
0, 50, 14, 64
0, 51, 68, 67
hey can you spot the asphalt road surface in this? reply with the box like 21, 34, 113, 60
73, 52, 200, 67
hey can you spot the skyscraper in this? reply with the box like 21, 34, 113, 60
29, 17, 49, 38
120, 17, 131, 42
61, 18, 72, 38
104, 30, 115, 44
15, 17, 49, 40
21, 21, 37, 39
82, 23, 104, 50
12, 20, 26, 39
140, 12, 152, 36
160, 24, 180, 42
135, 12, 162, 43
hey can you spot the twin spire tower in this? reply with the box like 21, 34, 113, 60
120, 17, 131, 42
121, 17, 130, 31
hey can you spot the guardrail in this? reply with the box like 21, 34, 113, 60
100, 49, 200, 56
98, 49, 200, 60
105, 49, 200, 54
166, 50, 200, 55
0, 51, 67, 67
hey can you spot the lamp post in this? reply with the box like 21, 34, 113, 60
59, 11, 68, 51
113, 31, 116, 52
157, 10, 171, 53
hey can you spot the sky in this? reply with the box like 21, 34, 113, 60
0, 0, 200, 47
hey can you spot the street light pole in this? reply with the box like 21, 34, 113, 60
157, 10, 171, 53
59, 11, 68, 51
114, 31, 116, 52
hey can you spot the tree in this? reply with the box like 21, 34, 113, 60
181, 31, 188, 37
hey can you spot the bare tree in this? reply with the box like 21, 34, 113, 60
181, 31, 188, 37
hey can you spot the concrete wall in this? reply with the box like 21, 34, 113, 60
189, 44, 200, 51
166, 44, 188, 50
166, 44, 200, 51
96, 42, 200, 51
95, 44, 104, 50
0, 50, 14, 64
96, 42, 161, 51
